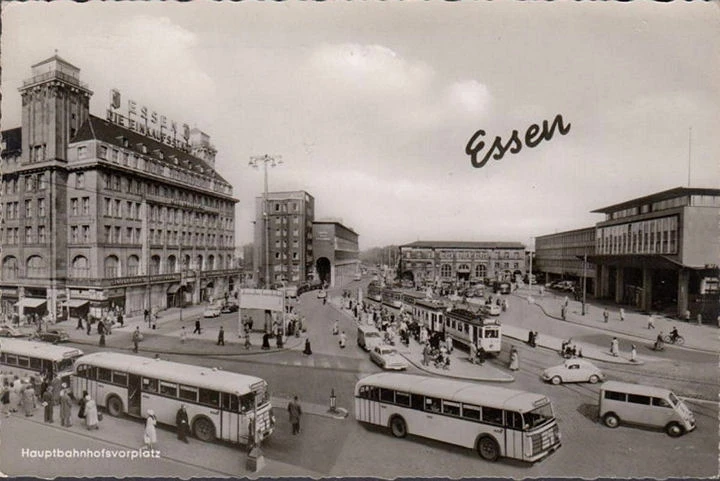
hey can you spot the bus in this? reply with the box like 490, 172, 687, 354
0, 338, 83, 386
355, 373, 560, 463
444, 308, 502, 354
71, 352, 275, 445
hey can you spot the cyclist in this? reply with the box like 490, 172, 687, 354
670, 326, 680, 343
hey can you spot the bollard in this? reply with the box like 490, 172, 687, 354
329, 388, 337, 413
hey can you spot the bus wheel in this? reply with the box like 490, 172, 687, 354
193, 417, 216, 442
603, 413, 620, 428
665, 422, 684, 437
477, 436, 500, 462
106, 395, 123, 417
389, 416, 407, 438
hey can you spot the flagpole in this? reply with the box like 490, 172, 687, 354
687, 127, 692, 187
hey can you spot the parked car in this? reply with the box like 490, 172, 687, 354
317, 290, 327, 299
369, 344, 409, 371
542, 359, 605, 385
220, 303, 239, 314
35, 328, 70, 344
0, 324, 32, 338
203, 306, 222, 318
480, 304, 502, 316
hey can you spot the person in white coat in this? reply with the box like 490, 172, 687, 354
610, 337, 619, 357
143, 409, 157, 450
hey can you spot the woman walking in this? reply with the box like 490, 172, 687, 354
85, 394, 99, 430
22, 381, 36, 417
78, 390, 88, 420
508, 346, 520, 371
143, 409, 158, 450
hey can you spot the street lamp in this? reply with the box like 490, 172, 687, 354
582, 251, 588, 316
249, 155, 283, 289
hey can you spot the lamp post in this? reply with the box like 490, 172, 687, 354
582, 251, 587, 316
249, 155, 283, 289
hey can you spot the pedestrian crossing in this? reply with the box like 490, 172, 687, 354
271, 354, 376, 373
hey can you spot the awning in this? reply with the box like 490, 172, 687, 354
167, 284, 182, 294
582, 254, 701, 271
14, 298, 47, 309
66, 299, 89, 308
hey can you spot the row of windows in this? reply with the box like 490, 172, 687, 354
93, 253, 234, 279
75, 364, 256, 413
603, 390, 672, 408
1, 173, 49, 196
1, 255, 48, 279
1, 226, 48, 245
596, 217, 679, 256
2, 199, 48, 219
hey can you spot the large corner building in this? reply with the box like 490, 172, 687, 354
0, 55, 241, 322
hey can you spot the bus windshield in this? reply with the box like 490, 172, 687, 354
57, 358, 76, 373
524, 403, 554, 430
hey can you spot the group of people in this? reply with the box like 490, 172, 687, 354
560, 338, 582, 358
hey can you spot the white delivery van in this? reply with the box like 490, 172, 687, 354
357, 325, 383, 351
599, 381, 696, 437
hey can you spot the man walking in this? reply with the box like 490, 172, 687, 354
193, 319, 202, 335
217, 326, 225, 346
603, 308, 609, 323
288, 396, 302, 435
176, 404, 190, 443
42, 387, 54, 424
132, 327, 142, 353
59, 385, 72, 427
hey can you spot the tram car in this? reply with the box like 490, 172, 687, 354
400, 290, 427, 310
381, 288, 404, 309
366, 281, 384, 303
443, 308, 502, 354
411, 298, 448, 333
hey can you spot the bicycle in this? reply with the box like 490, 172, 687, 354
661, 334, 685, 345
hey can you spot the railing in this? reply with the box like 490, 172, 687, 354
23, 70, 88, 89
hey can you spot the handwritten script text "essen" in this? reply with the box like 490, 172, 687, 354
465, 114, 571, 169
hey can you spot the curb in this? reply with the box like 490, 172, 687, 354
399, 351, 516, 383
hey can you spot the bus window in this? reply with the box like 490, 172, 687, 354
142, 377, 158, 393
5, 355, 17, 365
179, 385, 198, 402
17, 357, 30, 368
442, 401, 461, 417
627, 394, 651, 405
359, 386, 379, 401
380, 388, 395, 403
112, 371, 128, 386
160, 381, 178, 398
652, 397, 671, 408
0, 353, 5, 363
424, 397, 441, 413
98, 368, 112, 383
505, 411, 524, 430
462, 404, 481, 421
221, 392, 239, 413
410, 393, 424, 411
57, 358, 74, 373
239, 393, 253, 413
199, 388, 219, 407
481, 406, 503, 426
30, 358, 42, 370
604, 390, 626, 401
42, 360, 54, 374
395, 392, 411, 407
85, 366, 97, 381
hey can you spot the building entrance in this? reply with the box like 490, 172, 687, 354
316, 257, 331, 286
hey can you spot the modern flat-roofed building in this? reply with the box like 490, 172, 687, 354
0, 55, 241, 322
398, 241, 527, 286
534, 227, 597, 295
312, 219, 360, 288
588, 187, 719, 321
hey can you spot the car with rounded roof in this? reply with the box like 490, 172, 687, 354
541, 358, 605, 385
369, 344, 409, 371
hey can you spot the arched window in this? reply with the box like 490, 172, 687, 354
183, 254, 191, 270
71, 256, 89, 278
196, 255, 204, 271
208, 255, 215, 271
150, 255, 161, 275
475, 264, 487, 279
104, 255, 120, 278
26, 256, 47, 278
440, 264, 452, 278
2, 256, 18, 280
227, 255, 233, 269
127, 255, 140, 276
457, 264, 470, 272
167, 255, 177, 273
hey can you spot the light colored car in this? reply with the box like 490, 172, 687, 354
0, 324, 32, 338
370, 344, 408, 371
317, 290, 327, 299
203, 306, 221, 318
542, 359, 605, 385
481, 304, 502, 316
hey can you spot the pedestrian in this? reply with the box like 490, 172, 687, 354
262, 333, 271, 350
647, 314, 655, 329
446, 335, 453, 354
610, 337, 619, 357
619, 308, 625, 322
86, 319, 92, 335
132, 327, 142, 353
303, 338, 312, 355
287, 396, 302, 435
193, 319, 202, 335
76, 316, 84, 330
332, 321, 339, 335
144, 309, 150, 326
339, 331, 347, 348
59, 386, 72, 427
561, 304, 566, 320
508, 347, 519, 371
244, 329, 252, 349
176, 404, 189, 443
143, 409, 157, 450
478, 346, 486, 365
22, 382, 36, 417
85, 394, 99, 430
422, 344, 431, 366
42, 386, 54, 423
180, 326, 187, 344
117, 312, 124, 328
217, 326, 225, 346
630, 344, 637, 362
469, 342, 477, 364
99, 332, 106, 347
78, 390, 88, 420
603, 308, 609, 323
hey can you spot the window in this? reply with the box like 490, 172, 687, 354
358, 385, 379, 401
379, 388, 395, 403
97, 368, 113, 382
71, 226, 79, 243
25, 199, 33, 217
505, 411, 524, 430
179, 385, 198, 402
652, 397, 671, 408
82, 197, 89, 215
71, 198, 78, 216
142, 378, 158, 393
25, 227, 33, 243
78, 146, 88, 159
199, 388, 219, 407
395, 391, 411, 407
443, 401, 461, 417
38, 198, 46, 217
38, 226, 46, 243
82, 226, 90, 242
604, 390, 626, 402
77, 173, 85, 188
627, 394, 651, 405
424, 396, 441, 413
481, 406, 503, 426
17, 356, 30, 368
29, 358, 42, 370
159, 381, 178, 397
99, 145, 108, 159
112, 371, 128, 386
221, 392, 239, 413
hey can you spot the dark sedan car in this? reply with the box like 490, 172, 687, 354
35, 328, 70, 344
220, 303, 239, 314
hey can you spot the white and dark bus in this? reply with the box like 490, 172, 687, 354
355, 373, 561, 462
72, 352, 274, 445
0, 338, 83, 385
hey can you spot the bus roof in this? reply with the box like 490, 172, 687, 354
75, 352, 266, 395
356, 373, 550, 413
0, 339, 84, 361
600, 381, 673, 398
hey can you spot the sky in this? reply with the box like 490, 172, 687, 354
2, 1, 718, 250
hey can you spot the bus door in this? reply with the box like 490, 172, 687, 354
220, 393, 240, 443
504, 411, 524, 459
127, 374, 142, 417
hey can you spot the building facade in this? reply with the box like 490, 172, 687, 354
534, 227, 597, 295
398, 241, 527, 286
253, 191, 315, 286
0, 55, 241, 322
589, 187, 719, 321
312, 220, 360, 288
